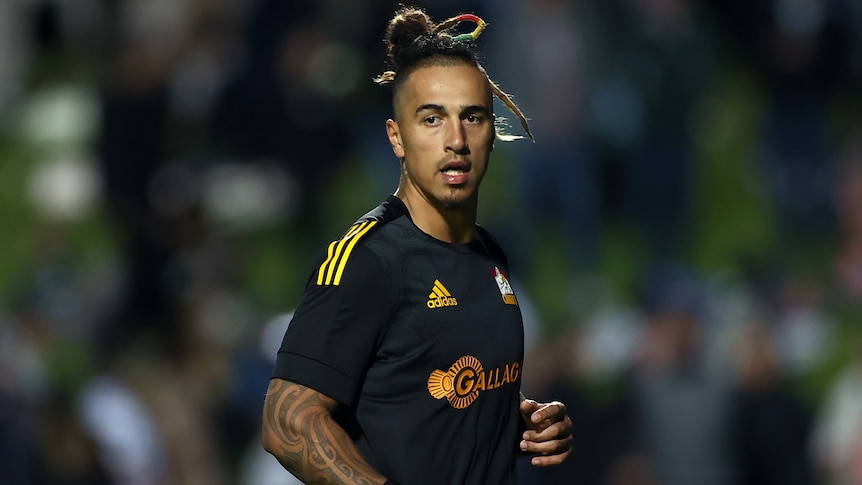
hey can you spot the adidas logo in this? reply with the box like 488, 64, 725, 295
427, 279, 458, 308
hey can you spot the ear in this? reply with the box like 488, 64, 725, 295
386, 119, 405, 159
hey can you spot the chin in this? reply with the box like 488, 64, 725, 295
436, 187, 476, 211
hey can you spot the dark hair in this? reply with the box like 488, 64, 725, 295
375, 7, 532, 141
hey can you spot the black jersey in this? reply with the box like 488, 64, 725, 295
272, 195, 525, 485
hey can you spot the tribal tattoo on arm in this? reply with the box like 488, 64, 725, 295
262, 378, 388, 485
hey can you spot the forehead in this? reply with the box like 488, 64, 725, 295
395, 64, 492, 114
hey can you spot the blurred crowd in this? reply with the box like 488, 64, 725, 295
1, 0, 862, 484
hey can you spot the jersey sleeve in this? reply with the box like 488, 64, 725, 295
271, 244, 394, 406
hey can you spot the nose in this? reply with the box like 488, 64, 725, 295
445, 119, 468, 154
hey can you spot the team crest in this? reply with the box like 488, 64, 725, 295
492, 267, 518, 306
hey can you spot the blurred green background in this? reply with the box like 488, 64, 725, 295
2, 0, 862, 484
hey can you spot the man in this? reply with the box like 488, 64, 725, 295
262, 8, 573, 484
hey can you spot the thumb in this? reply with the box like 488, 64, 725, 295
519, 396, 542, 424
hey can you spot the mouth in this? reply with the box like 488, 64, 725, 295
440, 160, 470, 175
440, 161, 470, 185
442, 168, 466, 177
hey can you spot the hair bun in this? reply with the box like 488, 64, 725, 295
384, 8, 435, 70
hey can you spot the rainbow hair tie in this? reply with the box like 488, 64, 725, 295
448, 14, 486, 43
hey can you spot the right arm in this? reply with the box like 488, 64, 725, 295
261, 378, 389, 485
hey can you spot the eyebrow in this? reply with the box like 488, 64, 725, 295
415, 103, 445, 115
415, 103, 492, 116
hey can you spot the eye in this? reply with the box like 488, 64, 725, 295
424, 115, 441, 126
464, 113, 484, 124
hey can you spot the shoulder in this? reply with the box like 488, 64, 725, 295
313, 196, 409, 287
356, 195, 409, 225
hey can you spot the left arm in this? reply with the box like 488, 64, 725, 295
518, 393, 574, 466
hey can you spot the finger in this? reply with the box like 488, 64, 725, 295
522, 426, 572, 450
520, 400, 549, 430
522, 417, 573, 443
529, 401, 567, 424
529, 447, 572, 467
519, 398, 539, 417
523, 405, 569, 436
519, 434, 573, 464
523, 415, 556, 434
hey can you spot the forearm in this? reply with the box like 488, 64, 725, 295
262, 379, 387, 485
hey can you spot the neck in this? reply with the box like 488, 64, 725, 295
395, 187, 477, 244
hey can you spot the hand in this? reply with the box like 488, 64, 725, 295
519, 395, 573, 466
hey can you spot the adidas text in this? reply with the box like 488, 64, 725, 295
427, 296, 458, 308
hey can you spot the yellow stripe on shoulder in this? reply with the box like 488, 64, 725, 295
316, 220, 379, 286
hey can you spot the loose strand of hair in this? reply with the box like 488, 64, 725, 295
374, 70, 396, 85
434, 16, 462, 33
489, 78, 533, 141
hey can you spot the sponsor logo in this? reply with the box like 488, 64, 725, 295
427, 279, 458, 308
493, 267, 518, 306
427, 355, 521, 409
